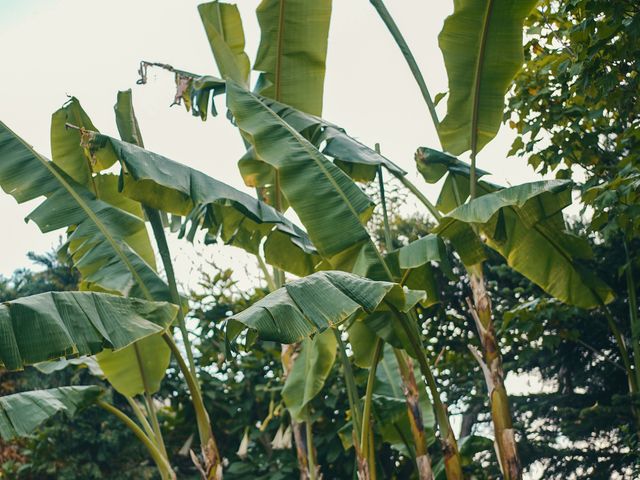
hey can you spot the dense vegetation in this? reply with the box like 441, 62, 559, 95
0, 0, 638, 479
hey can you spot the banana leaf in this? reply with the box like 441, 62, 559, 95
438, 0, 538, 155
226, 81, 388, 275
254, 0, 332, 116
0, 291, 177, 370
281, 329, 337, 421
0, 121, 170, 301
238, 95, 406, 185
435, 180, 615, 308
198, 1, 250, 85
0, 386, 103, 440
50, 95, 173, 397
83, 131, 321, 277
415, 147, 496, 213
227, 271, 425, 346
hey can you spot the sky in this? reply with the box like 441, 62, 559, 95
0, 0, 542, 282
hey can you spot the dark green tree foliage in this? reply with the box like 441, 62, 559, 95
507, 1, 640, 475
507, 0, 640, 240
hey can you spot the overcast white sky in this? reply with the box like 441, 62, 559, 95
0, 0, 541, 281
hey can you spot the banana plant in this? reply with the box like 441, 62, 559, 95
372, 0, 614, 478
0, 289, 178, 478
137, 57, 462, 476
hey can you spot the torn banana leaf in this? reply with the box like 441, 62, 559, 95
227, 81, 390, 276
84, 132, 321, 277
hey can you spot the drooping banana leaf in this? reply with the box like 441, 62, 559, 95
281, 329, 337, 420
226, 271, 425, 346
226, 81, 387, 275
254, 0, 333, 116
0, 291, 177, 370
396, 233, 453, 275
0, 386, 103, 440
435, 180, 615, 308
83, 130, 321, 276
0, 121, 170, 302
198, 1, 250, 85
438, 0, 538, 155
415, 147, 496, 213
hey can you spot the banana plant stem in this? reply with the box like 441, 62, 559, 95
361, 338, 384, 478
98, 400, 175, 480
389, 306, 463, 480
369, 0, 440, 131
376, 146, 393, 251
163, 332, 221, 476
334, 329, 363, 440
145, 392, 169, 460
305, 408, 317, 480
145, 207, 199, 384
126, 396, 156, 441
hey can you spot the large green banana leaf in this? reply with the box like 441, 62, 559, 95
254, 0, 332, 116
0, 386, 102, 440
227, 271, 425, 346
281, 329, 337, 421
0, 121, 170, 302
238, 96, 406, 185
84, 130, 321, 276
438, 0, 538, 155
198, 1, 250, 85
226, 81, 386, 275
49, 96, 172, 397
53, 97, 157, 269
435, 180, 615, 308
0, 291, 177, 370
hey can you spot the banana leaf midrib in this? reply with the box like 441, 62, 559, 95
469, 0, 495, 156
